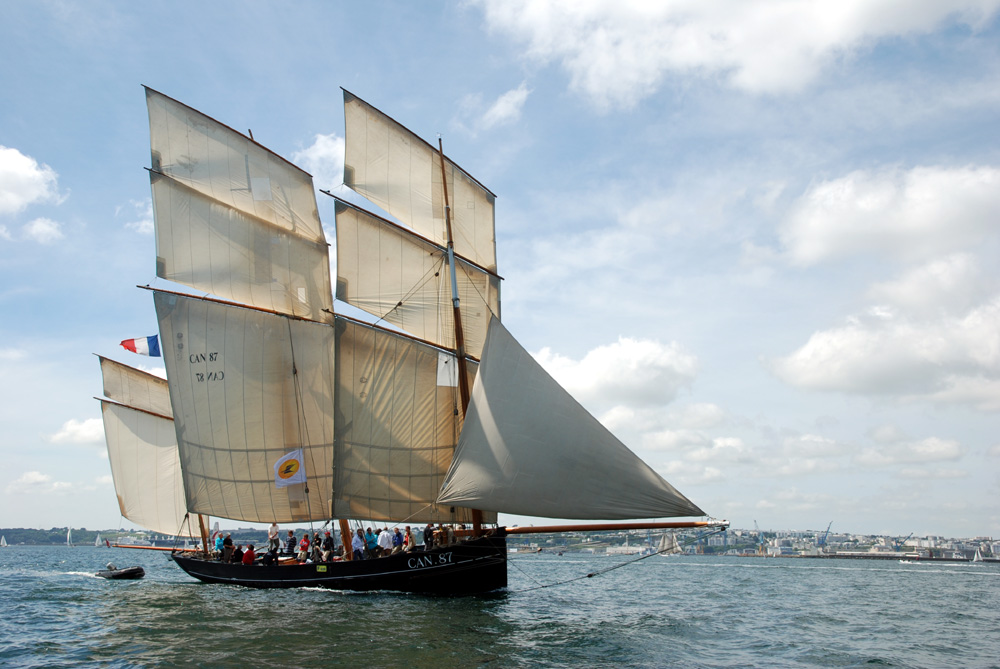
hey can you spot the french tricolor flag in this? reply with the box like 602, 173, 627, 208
120, 335, 161, 357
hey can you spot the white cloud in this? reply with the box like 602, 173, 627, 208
855, 436, 964, 467
781, 434, 851, 458
480, 82, 531, 130
5, 471, 72, 494
769, 296, 1000, 407
867, 424, 909, 444
535, 336, 697, 408
477, 1, 1000, 108
22, 217, 64, 244
780, 166, 1000, 266
867, 254, 994, 318
670, 403, 727, 429
292, 133, 344, 190
50, 418, 104, 445
0, 146, 62, 215
120, 199, 154, 235
0, 348, 27, 361
897, 467, 967, 479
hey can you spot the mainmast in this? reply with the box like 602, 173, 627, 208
437, 138, 483, 535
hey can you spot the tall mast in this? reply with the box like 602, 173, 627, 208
437, 139, 483, 534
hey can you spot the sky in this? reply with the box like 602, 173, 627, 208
1, 1, 999, 538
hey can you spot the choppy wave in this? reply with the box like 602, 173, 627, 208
1, 546, 998, 667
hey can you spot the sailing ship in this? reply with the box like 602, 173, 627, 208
0, 536, 7, 547
657, 531, 681, 555
108, 87, 724, 595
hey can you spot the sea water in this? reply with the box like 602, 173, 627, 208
1, 546, 998, 667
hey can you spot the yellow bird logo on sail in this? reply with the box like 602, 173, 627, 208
277, 460, 300, 480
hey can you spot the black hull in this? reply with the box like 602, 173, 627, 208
171, 532, 507, 595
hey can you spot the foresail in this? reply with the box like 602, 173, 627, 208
334, 316, 496, 524
98, 357, 194, 537
146, 87, 333, 322
437, 317, 706, 520
100, 401, 195, 537
154, 291, 335, 523
343, 90, 497, 272
335, 200, 499, 359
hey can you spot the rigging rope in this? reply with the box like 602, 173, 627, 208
506, 527, 728, 594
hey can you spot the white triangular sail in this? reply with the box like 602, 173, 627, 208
146, 87, 333, 322
154, 291, 335, 523
343, 90, 497, 272
335, 199, 499, 359
98, 357, 196, 537
0, 536, 7, 547
438, 317, 705, 520
658, 532, 681, 554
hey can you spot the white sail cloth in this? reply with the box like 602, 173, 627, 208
146, 87, 333, 322
333, 318, 494, 524
343, 90, 497, 273
98, 357, 195, 537
438, 318, 706, 520
154, 291, 336, 523
335, 200, 499, 359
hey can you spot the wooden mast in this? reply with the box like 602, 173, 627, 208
437, 138, 484, 536
197, 514, 210, 558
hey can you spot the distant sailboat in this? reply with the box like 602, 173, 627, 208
0, 535, 7, 547
657, 531, 681, 555
973, 548, 984, 562
66, 528, 73, 547
95, 534, 101, 547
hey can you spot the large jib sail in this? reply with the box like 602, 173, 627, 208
97, 356, 195, 536
437, 317, 706, 520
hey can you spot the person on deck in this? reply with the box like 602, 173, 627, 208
232, 544, 244, 563
214, 533, 224, 559
377, 527, 393, 557
365, 528, 377, 558
404, 526, 415, 552
322, 531, 335, 561
392, 527, 404, 554
297, 534, 311, 561
284, 530, 295, 556
222, 533, 234, 563
261, 549, 277, 566
267, 522, 280, 553
423, 523, 434, 550
352, 528, 366, 561
242, 543, 255, 565
311, 532, 323, 562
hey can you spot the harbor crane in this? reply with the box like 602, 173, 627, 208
894, 533, 913, 551
817, 522, 833, 549
753, 520, 766, 556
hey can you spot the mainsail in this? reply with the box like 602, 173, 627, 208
98, 356, 195, 537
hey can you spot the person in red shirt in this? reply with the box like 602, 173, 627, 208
242, 543, 256, 565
